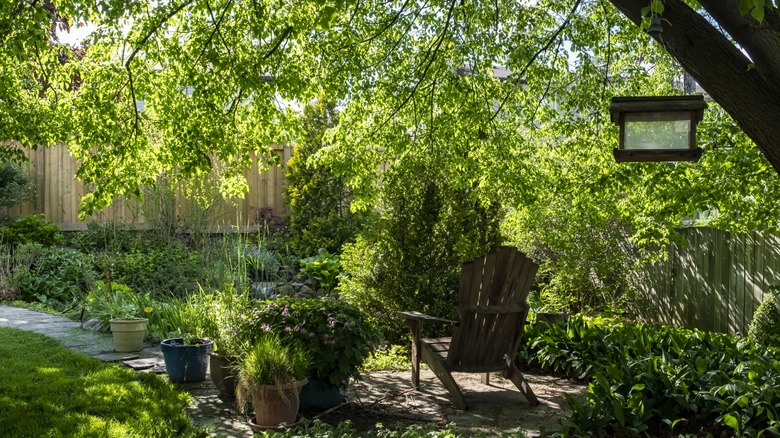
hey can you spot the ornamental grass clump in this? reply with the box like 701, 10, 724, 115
236, 334, 310, 416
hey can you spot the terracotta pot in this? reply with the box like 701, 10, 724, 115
251, 378, 308, 429
209, 352, 238, 397
109, 319, 148, 352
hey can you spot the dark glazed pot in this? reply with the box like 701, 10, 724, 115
299, 378, 345, 410
209, 352, 238, 397
160, 338, 214, 383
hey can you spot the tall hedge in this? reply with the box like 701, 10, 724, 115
339, 155, 502, 343
284, 99, 367, 257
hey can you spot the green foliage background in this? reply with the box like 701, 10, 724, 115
285, 100, 368, 257
3, 0, 780, 316
339, 154, 502, 343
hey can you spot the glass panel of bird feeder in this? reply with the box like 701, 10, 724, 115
623, 111, 692, 150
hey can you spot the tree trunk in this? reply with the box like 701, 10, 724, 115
608, 0, 780, 175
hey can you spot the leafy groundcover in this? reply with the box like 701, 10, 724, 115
519, 316, 780, 437
0, 327, 204, 438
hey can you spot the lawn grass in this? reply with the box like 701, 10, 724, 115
0, 327, 205, 437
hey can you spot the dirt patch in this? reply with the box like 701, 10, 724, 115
308, 370, 587, 436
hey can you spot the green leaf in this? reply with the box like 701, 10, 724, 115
696, 356, 708, 373
723, 413, 740, 431
752, 7, 765, 22
612, 399, 625, 426
318, 6, 338, 29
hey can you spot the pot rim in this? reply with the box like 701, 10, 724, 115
161, 337, 214, 346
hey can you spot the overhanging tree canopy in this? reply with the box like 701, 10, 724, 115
1, 0, 779, 232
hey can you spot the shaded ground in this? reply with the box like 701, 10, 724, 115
0, 305, 587, 437
334, 370, 585, 436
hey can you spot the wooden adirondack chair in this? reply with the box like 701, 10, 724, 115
399, 246, 539, 410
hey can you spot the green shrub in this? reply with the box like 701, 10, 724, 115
109, 243, 206, 298
339, 156, 502, 344
0, 214, 62, 247
299, 248, 341, 294
284, 100, 368, 257
748, 287, 780, 346
0, 162, 35, 214
236, 296, 382, 386
519, 316, 780, 437
503, 208, 640, 314
66, 221, 139, 253
9, 244, 96, 307
361, 345, 410, 372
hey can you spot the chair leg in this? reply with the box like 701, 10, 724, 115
408, 320, 421, 388
421, 344, 468, 410
504, 364, 539, 406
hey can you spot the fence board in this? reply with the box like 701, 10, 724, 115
637, 227, 780, 335
8, 144, 293, 229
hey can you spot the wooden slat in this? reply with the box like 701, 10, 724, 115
11, 144, 294, 228
632, 228, 780, 335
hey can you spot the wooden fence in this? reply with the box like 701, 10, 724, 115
635, 227, 780, 336
6, 143, 292, 230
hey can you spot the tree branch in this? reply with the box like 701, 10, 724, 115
123, 1, 194, 139
192, 0, 234, 72
697, 0, 780, 93
344, 0, 412, 49
372, 0, 457, 136
124, 0, 194, 69
489, 0, 583, 123
263, 25, 293, 60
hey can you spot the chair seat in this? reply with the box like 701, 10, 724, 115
421, 337, 452, 360
421, 337, 510, 373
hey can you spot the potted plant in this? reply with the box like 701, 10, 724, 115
199, 284, 252, 397
85, 281, 152, 353
236, 334, 309, 430
236, 296, 382, 409
159, 292, 217, 383
160, 336, 215, 383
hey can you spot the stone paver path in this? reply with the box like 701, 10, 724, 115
0, 305, 588, 437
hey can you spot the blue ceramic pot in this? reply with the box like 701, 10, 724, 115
160, 338, 214, 383
299, 378, 345, 410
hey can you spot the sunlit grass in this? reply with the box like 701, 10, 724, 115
0, 327, 205, 437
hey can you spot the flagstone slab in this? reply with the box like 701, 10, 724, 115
93, 353, 141, 362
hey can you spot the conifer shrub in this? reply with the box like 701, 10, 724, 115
284, 100, 367, 257
748, 286, 780, 346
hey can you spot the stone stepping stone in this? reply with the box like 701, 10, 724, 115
92, 353, 141, 362
124, 358, 167, 374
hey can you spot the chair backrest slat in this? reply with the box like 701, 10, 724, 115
447, 247, 538, 371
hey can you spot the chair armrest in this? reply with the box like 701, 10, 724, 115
399, 311, 458, 326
